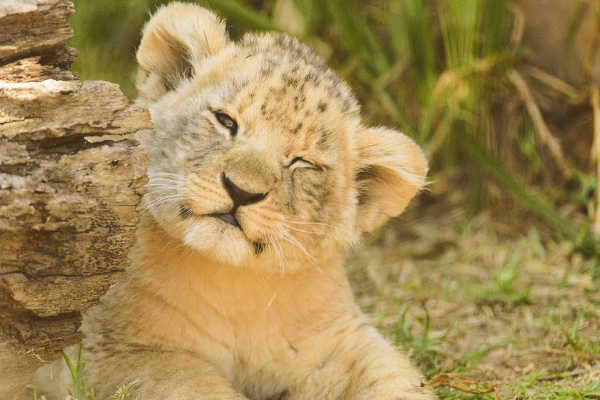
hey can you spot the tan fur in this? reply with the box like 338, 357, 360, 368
33, 3, 434, 399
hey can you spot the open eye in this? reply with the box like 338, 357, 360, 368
214, 112, 238, 136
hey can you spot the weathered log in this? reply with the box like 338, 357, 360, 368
0, 0, 75, 65
0, 1, 151, 398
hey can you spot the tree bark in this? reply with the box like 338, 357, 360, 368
0, 1, 151, 398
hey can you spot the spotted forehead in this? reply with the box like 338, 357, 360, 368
234, 33, 359, 114
223, 34, 358, 152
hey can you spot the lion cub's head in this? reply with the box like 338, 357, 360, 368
136, 2, 427, 270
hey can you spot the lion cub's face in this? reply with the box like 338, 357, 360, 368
136, 3, 427, 270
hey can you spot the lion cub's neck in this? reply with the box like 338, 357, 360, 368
127, 216, 356, 339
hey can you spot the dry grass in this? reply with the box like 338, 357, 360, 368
348, 195, 600, 399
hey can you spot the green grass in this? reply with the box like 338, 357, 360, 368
393, 306, 449, 378
347, 209, 600, 400
63, 345, 94, 400
436, 381, 600, 400
561, 312, 600, 361
388, 301, 599, 400
60, 345, 137, 400
514, 374, 600, 400
465, 248, 531, 306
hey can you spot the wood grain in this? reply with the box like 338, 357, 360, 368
0, 1, 151, 397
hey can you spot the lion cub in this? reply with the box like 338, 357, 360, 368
35, 3, 434, 399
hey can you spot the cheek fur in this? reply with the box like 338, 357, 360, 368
290, 169, 331, 220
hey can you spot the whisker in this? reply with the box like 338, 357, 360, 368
279, 228, 316, 264
280, 223, 326, 236
268, 233, 285, 275
146, 178, 181, 183
144, 193, 187, 202
145, 179, 183, 189
251, 208, 287, 222
144, 183, 181, 189
250, 210, 330, 229
147, 171, 183, 178
143, 194, 187, 210
144, 197, 187, 208
285, 219, 331, 227
146, 177, 182, 183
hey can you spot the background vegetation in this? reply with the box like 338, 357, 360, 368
68, 0, 600, 399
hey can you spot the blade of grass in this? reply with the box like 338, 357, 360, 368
360, 68, 415, 137
481, 0, 510, 54
438, 0, 480, 69
386, 1, 408, 61
291, 0, 323, 36
508, 69, 572, 179
389, 0, 436, 107
63, 344, 89, 400
592, 85, 600, 237
459, 134, 598, 257
203, 0, 282, 32
327, 0, 390, 76
62, 349, 77, 383
566, 0, 589, 45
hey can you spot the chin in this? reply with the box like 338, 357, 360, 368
182, 218, 255, 266
148, 205, 319, 271
147, 209, 250, 267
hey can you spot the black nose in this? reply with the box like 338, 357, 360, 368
221, 173, 267, 207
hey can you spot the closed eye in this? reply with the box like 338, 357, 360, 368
288, 157, 322, 170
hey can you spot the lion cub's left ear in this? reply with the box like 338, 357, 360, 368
355, 127, 428, 233
136, 2, 230, 102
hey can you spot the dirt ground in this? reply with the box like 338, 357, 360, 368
349, 195, 600, 399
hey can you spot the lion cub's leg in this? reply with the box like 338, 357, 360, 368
35, 346, 247, 400
299, 318, 435, 400
90, 350, 249, 400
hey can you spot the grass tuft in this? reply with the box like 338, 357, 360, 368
467, 248, 531, 306
63, 344, 95, 400
60, 345, 136, 400
393, 306, 448, 378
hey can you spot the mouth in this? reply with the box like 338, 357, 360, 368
179, 204, 241, 228
178, 203, 264, 254
209, 212, 240, 228
208, 213, 266, 255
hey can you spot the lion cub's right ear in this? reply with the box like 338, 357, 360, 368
136, 2, 230, 102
